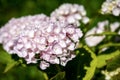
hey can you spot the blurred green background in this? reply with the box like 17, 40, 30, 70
1, 0, 116, 80
0, 0, 106, 27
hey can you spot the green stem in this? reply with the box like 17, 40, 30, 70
83, 45, 96, 58
99, 43, 120, 49
85, 32, 119, 38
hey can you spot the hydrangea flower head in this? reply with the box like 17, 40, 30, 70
0, 15, 83, 70
0, 14, 48, 44
51, 3, 90, 26
101, 0, 120, 16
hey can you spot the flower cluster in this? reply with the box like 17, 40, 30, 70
51, 3, 89, 26
0, 11, 83, 69
101, 0, 120, 16
0, 14, 48, 44
102, 68, 120, 80
85, 20, 120, 47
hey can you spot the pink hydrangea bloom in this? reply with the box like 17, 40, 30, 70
51, 3, 89, 26
0, 15, 83, 70
0, 14, 48, 44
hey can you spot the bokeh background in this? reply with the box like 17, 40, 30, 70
0, 0, 106, 27
0, 0, 119, 80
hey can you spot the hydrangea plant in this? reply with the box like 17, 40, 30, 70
0, 1, 120, 80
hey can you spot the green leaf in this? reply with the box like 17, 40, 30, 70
97, 50, 120, 68
43, 72, 49, 80
50, 72, 65, 80
3, 61, 18, 73
28, 66, 48, 80
0, 47, 13, 64
83, 46, 97, 80
66, 46, 97, 80
107, 55, 120, 71
0, 46, 21, 73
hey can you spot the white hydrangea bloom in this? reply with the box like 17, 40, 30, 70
0, 14, 48, 44
110, 22, 120, 32
51, 3, 89, 26
102, 68, 120, 80
0, 15, 83, 70
40, 61, 50, 70
101, 0, 120, 16
85, 20, 108, 47
85, 20, 120, 47
110, 22, 120, 38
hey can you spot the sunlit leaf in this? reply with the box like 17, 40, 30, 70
97, 50, 120, 68
83, 46, 97, 80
